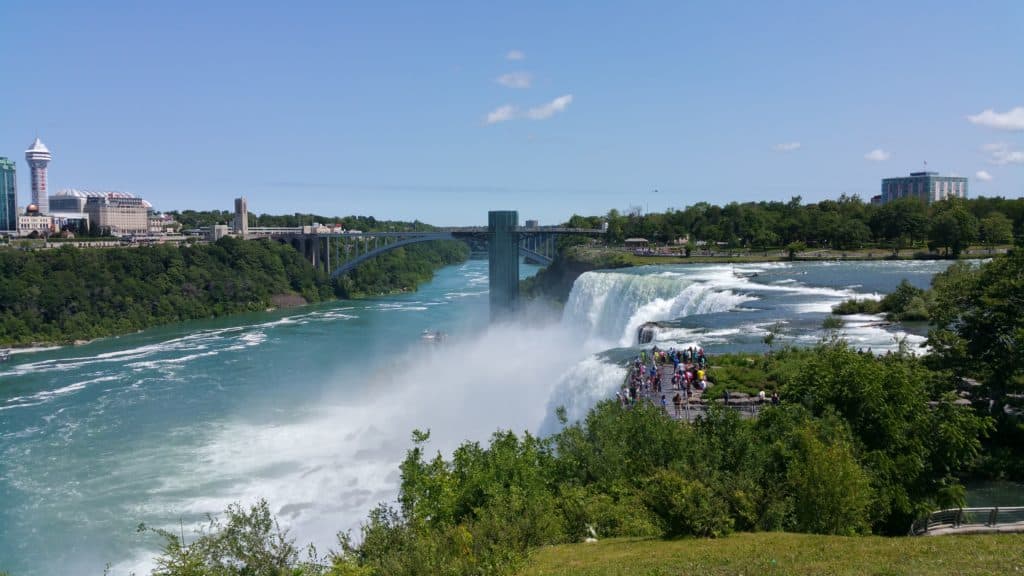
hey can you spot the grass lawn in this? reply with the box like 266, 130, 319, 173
520, 532, 1024, 575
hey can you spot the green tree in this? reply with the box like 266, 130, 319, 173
928, 199, 979, 257
928, 249, 1024, 425
785, 241, 806, 260
785, 342, 988, 533
643, 469, 732, 538
786, 425, 873, 535
140, 499, 329, 575
980, 211, 1013, 249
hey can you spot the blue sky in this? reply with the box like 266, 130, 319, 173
1, 0, 1022, 226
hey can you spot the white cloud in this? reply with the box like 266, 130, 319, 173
864, 148, 891, 161
496, 71, 532, 89
975, 170, 993, 182
773, 142, 801, 152
967, 107, 1024, 131
485, 105, 517, 125
525, 94, 573, 120
983, 142, 1024, 165
506, 50, 525, 61
484, 94, 574, 125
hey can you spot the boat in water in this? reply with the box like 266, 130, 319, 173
0, 349, 10, 362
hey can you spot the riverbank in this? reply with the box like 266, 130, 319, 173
519, 532, 1024, 575
599, 244, 1009, 266
0, 237, 467, 348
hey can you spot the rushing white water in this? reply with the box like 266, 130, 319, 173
563, 269, 755, 347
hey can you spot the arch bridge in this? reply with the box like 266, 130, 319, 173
261, 211, 603, 319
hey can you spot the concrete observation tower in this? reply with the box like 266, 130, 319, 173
25, 138, 52, 214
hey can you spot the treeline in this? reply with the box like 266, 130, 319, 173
568, 196, 1023, 256
0, 237, 469, 346
336, 241, 470, 298
169, 210, 436, 232
130, 249, 1024, 575
0, 238, 335, 346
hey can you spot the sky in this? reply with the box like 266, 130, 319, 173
1, 0, 1022, 226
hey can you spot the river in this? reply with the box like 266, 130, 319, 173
0, 258, 1008, 574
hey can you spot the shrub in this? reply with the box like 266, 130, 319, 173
786, 426, 873, 535
832, 298, 882, 315
643, 469, 733, 538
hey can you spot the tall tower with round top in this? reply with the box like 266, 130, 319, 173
25, 137, 52, 214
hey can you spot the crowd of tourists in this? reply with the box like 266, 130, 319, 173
616, 345, 780, 418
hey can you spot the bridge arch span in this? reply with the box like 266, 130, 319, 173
329, 233, 456, 278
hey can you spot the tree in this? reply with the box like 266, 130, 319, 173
785, 342, 989, 533
928, 249, 1024, 421
928, 199, 979, 257
786, 425, 873, 535
871, 199, 928, 254
140, 499, 329, 575
786, 241, 806, 260
980, 211, 1013, 249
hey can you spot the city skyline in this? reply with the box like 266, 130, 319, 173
1, 1, 1022, 225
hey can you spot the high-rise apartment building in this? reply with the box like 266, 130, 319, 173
0, 157, 16, 231
234, 196, 249, 237
877, 172, 967, 205
25, 138, 52, 214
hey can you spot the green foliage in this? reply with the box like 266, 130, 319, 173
786, 425, 873, 535
784, 342, 990, 533
832, 298, 882, 315
785, 241, 807, 260
821, 315, 844, 330
0, 238, 334, 346
140, 499, 330, 575
833, 280, 931, 322
519, 245, 631, 302
928, 249, 1024, 473
0, 237, 467, 346
335, 241, 468, 298
980, 211, 1014, 248
589, 196, 1024, 255
928, 198, 979, 257
644, 470, 733, 538
870, 198, 929, 253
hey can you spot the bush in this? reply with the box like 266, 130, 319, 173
643, 470, 733, 538
557, 484, 660, 541
139, 498, 330, 575
786, 426, 873, 535
832, 298, 882, 315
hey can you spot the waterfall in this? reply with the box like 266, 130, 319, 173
562, 270, 755, 347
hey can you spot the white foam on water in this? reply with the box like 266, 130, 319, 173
114, 318, 606, 575
3, 375, 122, 408
563, 269, 757, 347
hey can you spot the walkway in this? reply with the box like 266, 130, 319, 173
911, 507, 1024, 536
624, 362, 765, 422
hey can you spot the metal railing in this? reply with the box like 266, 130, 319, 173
910, 506, 1024, 535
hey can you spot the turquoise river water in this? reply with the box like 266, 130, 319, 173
0, 257, 1004, 574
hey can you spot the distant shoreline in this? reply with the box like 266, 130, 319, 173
598, 246, 1007, 266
